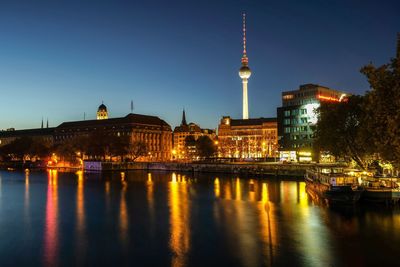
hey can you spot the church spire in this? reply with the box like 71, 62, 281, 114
41, 117, 43, 129
46, 118, 49, 128
181, 109, 187, 126
241, 12, 249, 67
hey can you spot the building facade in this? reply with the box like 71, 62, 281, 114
0, 128, 54, 148
173, 110, 216, 160
96, 103, 109, 120
217, 116, 278, 159
277, 84, 347, 162
0, 103, 173, 162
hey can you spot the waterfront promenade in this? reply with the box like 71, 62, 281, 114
87, 161, 323, 177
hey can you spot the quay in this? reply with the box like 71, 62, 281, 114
85, 161, 316, 177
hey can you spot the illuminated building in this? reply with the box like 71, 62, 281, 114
0, 104, 173, 162
239, 13, 251, 120
54, 113, 172, 161
217, 116, 278, 159
277, 84, 348, 162
173, 109, 216, 160
96, 102, 108, 120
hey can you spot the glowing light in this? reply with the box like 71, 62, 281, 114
304, 103, 320, 124
44, 169, 59, 266
172, 173, 177, 183
75, 170, 85, 255
119, 177, 128, 244
169, 170, 190, 267
235, 178, 241, 201
214, 177, 220, 198
317, 95, 340, 102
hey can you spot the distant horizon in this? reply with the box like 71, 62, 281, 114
1, 1, 399, 130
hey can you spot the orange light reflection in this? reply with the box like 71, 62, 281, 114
43, 170, 59, 267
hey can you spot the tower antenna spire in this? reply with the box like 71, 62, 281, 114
238, 12, 251, 120
241, 12, 248, 66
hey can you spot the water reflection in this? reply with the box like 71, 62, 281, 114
258, 182, 277, 266
214, 177, 220, 198
1, 170, 400, 266
235, 178, 241, 200
43, 170, 59, 267
24, 169, 30, 220
76, 171, 85, 232
75, 170, 86, 263
119, 172, 128, 245
169, 173, 190, 267
147, 173, 155, 237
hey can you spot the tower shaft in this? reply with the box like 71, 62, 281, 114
242, 79, 249, 119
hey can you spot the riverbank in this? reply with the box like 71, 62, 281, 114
1, 160, 344, 178
85, 161, 321, 177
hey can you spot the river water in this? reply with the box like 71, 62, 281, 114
0, 169, 399, 267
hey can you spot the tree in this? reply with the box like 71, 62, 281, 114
129, 141, 147, 161
360, 34, 400, 166
0, 137, 51, 161
315, 95, 368, 169
55, 135, 89, 164
196, 136, 217, 159
109, 135, 130, 161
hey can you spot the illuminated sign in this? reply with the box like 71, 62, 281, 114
317, 95, 340, 102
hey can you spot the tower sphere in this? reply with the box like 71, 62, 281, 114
239, 66, 252, 79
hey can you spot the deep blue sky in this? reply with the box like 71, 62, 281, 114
0, 0, 399, 130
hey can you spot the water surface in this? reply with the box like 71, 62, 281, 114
0, 170, 399, 267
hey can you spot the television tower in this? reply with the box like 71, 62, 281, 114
238, 12, 251, 120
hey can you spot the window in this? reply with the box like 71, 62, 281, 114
284, 110, 290, 117
284, 118, 290, 125
291, 109, 299, 116
284, 127, 290, 133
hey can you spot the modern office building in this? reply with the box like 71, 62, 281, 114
277, 84, 348, 162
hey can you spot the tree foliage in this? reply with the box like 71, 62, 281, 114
128, 141, 148, 161
184, 135, 216, 160
360, 34, 400, 165
315, 96, 368, 169
196, 136, 217, 158
0, 137, 51, 161
315, 34, 400, 168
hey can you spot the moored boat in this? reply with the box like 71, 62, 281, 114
360, 176, 400, 204
305, 166, 364, 205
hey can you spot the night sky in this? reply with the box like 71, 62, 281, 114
0, 0, 399, 130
